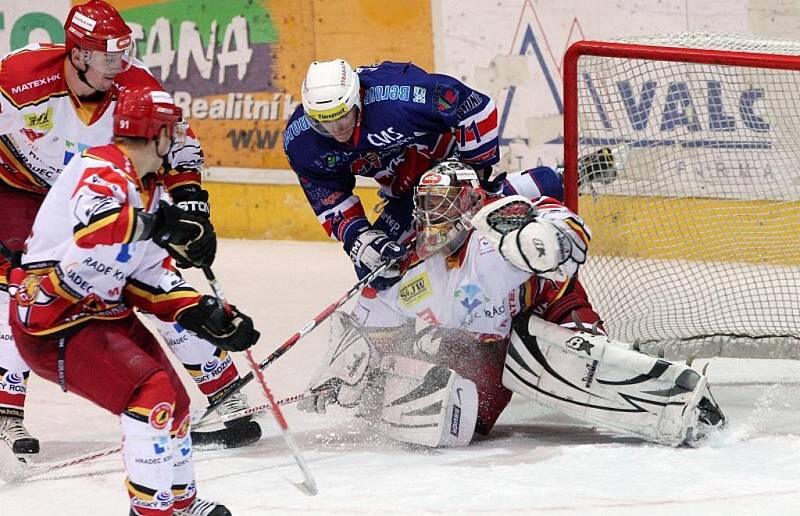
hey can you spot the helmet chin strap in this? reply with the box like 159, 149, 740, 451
70, 53, 105, 96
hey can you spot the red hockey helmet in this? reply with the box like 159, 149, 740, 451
114, 86, 186, 147
64, 1, 132, 53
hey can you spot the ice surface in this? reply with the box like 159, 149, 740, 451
1, 240, 799, 515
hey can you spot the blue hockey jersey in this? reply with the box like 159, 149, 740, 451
283, 61, 499, 248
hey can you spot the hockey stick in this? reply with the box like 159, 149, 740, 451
0, 389, 321, 484
194, 386, 334, 430
196, 258, 398, 424
202, 266, 319, 496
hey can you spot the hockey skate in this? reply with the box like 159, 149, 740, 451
130, 499, 232, 516
688, 388, 727, 444
175, 498, 232, 516
0, 415, 39, 460
191, 393, 262, 449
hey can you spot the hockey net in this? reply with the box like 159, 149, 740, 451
563, 32, 800, 360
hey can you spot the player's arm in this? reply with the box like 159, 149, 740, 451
423, 73, 499, 171
125, 253, 258, 352
70, 164, 143, 248
124, 260, 202, 322
120, 64, 209, 219
0, 53, 32, 134
162, 123, 206, 210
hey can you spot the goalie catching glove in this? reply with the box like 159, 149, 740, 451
177, 295, 259, 352
471, 195, 588, 281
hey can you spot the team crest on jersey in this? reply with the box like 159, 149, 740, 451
433, 85, 459, 113
399, 272, 432, 307
350, 152, 383, 175
15, 276, 43, 307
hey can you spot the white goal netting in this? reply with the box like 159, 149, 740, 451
567, 32, 800, 359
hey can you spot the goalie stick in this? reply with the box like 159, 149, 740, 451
196, 257, 399, 424
202, 266, 318, 497
0, 388, 321, 484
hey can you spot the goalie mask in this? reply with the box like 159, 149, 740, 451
414, 161, 482, 259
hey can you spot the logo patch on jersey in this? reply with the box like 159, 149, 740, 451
399, 272, 432, 307
413, 86, 427, 104
433, 85, 459, 113
454, 283, 489, 313
64, 140, 91, 166
15, 276, 43, 307
175, 414, 191, 440
350, 152, 383, 175
23, 107, 54, 132
149, 402, 173, 430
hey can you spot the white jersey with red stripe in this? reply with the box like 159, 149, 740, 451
10, 144, 200, 337
353, 196, 591, 341
0, 43, 202, 195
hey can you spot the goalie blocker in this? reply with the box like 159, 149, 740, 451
505, 314, 725, 446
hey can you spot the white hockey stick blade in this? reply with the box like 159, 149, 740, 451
283, 429, 319, 496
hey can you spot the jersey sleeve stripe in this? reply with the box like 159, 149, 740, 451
73, 205, 135, 248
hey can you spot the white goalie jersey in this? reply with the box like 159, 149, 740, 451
353, 196, 591, 340
354, 233, 530, 338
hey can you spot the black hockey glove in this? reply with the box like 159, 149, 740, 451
169, 186, 217, 267
177, 295, 260, 352
170, 185, 211, 218
144, 201, 217, 268
349, 229, 407, 290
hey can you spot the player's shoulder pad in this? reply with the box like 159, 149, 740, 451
81, 144, 138, 183
0, 44, 68, 108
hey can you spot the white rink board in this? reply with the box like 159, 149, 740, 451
1, 239, 799, 515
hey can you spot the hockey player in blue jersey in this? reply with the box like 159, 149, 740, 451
283, 58, 567, 289
283, 58, 502, 289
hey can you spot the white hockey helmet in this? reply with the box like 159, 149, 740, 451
414, 161, 483, 259
302, 59, 362, 123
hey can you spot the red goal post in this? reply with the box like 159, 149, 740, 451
561, 33, 800, 358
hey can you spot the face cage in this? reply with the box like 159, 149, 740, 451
413, 185, 481, 259
82, 41, 135, 75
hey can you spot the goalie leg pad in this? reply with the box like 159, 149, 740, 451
376, 354, 478, 448
503, 315, 725, 446
297, 312, 379, 413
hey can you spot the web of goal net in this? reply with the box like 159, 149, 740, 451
562, 32, 800, 360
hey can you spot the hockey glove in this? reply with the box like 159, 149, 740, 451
146, 201, 217, 268
177, 295, 260, 352
170, 185, 211, 218
349, 229, 407, 290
